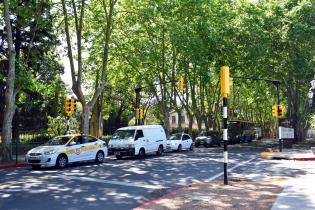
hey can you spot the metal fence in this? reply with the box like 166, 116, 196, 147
0, 142, 46, 164
0, 132, 52, 164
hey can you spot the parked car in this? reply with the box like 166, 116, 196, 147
166, 133, 193, 152
108, 125, 167, 159
25, 134, 108, 169
195, 131, 222, 147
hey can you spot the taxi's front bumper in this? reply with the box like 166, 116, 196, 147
25, 153, 57, 167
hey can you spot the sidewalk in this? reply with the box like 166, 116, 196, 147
135, 139, 315, 210
0, 155, 26, 169
135, 178, 282, 210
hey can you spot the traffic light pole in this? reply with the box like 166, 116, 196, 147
135, 87, 142, 126
66, 115, 70, 133
223, 96, 228, 185
275, 82, 282, 152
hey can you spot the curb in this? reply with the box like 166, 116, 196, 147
288, 157, 315, 161
0, 163, 26, 170
260, 152, 315, 161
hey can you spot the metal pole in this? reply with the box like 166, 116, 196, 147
66, 115, 70, 133
135, 88, 141, 126
276, 83, 282, 152
15, 139, 18, 164
223, 97, 228, 185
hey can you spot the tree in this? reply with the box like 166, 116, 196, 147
61, 0, 118, 134
1, 0, 16, 161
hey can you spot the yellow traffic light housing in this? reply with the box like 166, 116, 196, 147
178, 76, 185, 92
64, 96, 77, 116
220, 66, 230, 97
277, 104, 285, 118
64, 97, 71, 115
70, 97, 77, 112
135, 108, 143, 120
272, 104, 286, 118
272, 105, 277, 117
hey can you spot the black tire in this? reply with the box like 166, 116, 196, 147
195, 143, 199, 148
31, 165, 41, 170
138, 148, 145, 159
56, 154, 68, 168
116, 155, 122, 159
177, 144, 182, 152
95, 151, 104, 163
189, 144, 193, 151
156, 145, 163, 155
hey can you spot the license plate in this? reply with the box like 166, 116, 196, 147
29, 157, 39, 160
114, 152, 120, 155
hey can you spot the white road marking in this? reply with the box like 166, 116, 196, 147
58, 175, 168, 190
204, 156, 257, 182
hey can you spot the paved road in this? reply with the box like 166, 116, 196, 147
0, 143, 272, 210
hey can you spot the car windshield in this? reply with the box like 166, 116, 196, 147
198, 131, 207, 137
111, 130, 135, 140
169, 134, 182, 140
198, 131, 217, 137
44, 136, 71, 146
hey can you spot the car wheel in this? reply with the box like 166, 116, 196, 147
31, 165, 41, 170
189, 144, 193, 151
177, 144, 182, 152
95, 151, 104, 163
56, 154, 68, 168
156, 145, 163, 155
138, 148, 145, 159
195, 143, 199, 148
116, 155, 122, 160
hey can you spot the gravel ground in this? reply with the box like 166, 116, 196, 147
138, 178, 283, 210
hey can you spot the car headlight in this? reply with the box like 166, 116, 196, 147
44, 150, 56, 155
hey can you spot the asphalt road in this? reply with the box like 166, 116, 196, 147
0, 143, 272, 210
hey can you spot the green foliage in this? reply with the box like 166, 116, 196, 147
47, 116, 79, 136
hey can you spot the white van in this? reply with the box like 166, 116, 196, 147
108, 125, 167, 159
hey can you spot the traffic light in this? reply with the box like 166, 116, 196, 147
220, 66, 230, 97
277, 104, 285, 118
272, 105, 277, 117
135, 108, 143, 120
70, 96, 77, 112
178, 76, 185, 92
64, 97, 71, 115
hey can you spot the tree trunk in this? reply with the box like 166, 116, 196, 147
1, 0, 16, 162
163, 110, 170, 136
81, 105, 90, 134
188, 115, 193, 138
177, 110, 182, 132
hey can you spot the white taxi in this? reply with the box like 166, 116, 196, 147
166, 133, 193, 152
25, 134, 108, 169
